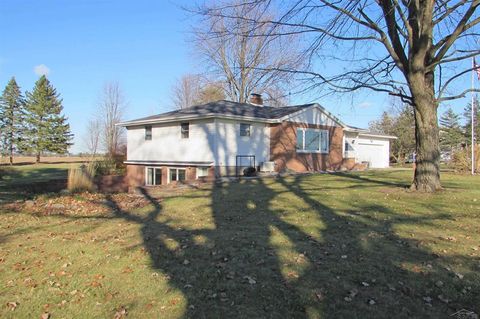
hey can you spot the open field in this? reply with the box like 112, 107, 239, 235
0, 156, 95, 166
0, 163, 84, 203
0, 170, 479, 318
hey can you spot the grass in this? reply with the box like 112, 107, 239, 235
0, 163, 84, 202
0, 169, 479, 318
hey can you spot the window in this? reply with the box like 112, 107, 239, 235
169, 168, 186, 183
345, 141, 354, 151
145, 125, 152, 140
146, 167, 161, 186
296, 128, 329, 153
240, 123, 251, 137
197, 167, 209, 178
181, 123, 189, 138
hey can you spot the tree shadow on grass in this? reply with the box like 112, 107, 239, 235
102, 176, 479, 318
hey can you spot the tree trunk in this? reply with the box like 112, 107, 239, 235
36, 153, 41, 164
9, 132, 13, 165
410, 75, 441, 192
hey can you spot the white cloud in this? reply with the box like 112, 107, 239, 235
34, 64, 50, 76
357, 101, 372, 108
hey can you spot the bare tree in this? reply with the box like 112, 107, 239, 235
172, 74, 226, 108
172, 74, 202, 109
197, 82, 226, 104
196, 0, 480, 192
190, 1, 303, 104
98, 82, 126, 158
84, 117, 101, 158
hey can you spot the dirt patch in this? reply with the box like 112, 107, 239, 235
3, 192, 151, 217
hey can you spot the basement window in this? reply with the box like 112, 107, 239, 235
169, 168, 186, 183
146, 167, 162, 186
181, 123, 189, 138
145, 125, 152, 140
197, 167, 209, 178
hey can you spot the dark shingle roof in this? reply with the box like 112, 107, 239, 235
121, 100, 315, 125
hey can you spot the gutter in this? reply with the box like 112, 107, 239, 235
116, 114, 282, 127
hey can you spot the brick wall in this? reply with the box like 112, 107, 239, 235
126, 165, 145, 188
125, 164, 216, 187
270, 122, 344, 172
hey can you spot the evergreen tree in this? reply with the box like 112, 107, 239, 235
369, 104, 415, 163
23, 76, 73, 163
463, 96, 480, 145
439, 108, 464, 152
0, 77, 25, 165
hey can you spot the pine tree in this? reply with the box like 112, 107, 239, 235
439, 108, 464, 152
369, 104, 415, 163
0, 77, 25, 165
463, 96, 480, 145
23, 76, 73, 163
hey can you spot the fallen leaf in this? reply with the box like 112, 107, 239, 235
244, 276, 256, 285
40, 313, 50, 319
423, 296, 432, 303
6, 301, 18, 311
122, 267, 133, 274
314, 289, 325, 301
113, 306, 127, 319
437, 294, 450, 303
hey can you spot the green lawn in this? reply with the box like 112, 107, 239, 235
0, 169, 479, 318
0, 163, 82, 202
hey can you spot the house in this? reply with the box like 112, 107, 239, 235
119, 94, 396, 187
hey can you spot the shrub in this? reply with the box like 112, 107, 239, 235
451, 145, 479, 173
67, 163, 97, 192
92, 155, 126, 176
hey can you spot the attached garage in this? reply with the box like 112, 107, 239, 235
344, 130, 396, 168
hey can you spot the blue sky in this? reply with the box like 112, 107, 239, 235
0, 1, 474, 153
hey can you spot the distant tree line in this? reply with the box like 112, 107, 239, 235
370, 100, 478, 164
0, 76, 73, 164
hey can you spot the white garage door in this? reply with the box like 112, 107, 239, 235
356, 143, 389, 168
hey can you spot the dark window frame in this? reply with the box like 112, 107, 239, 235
240, 123, 251, 137
181, 123, 189, 139
169, 168, 186, 183
145, 125, 152, 140
146, 167, 162, 186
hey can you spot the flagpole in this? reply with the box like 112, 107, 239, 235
472, 57, 476, 175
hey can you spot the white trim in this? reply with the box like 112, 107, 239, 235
145, 166, 162, 186
344, 127, 397, 139
296, 127, 329, 154
168, 167, 187, 183
279, 103, 346, 127
196, 166, 209, 179
119, 114, 279, 127
239, 123, 251, 137
125, 160, 214, 166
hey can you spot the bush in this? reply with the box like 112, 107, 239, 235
90, 155, 126, 176
67, 164, 97, 192
451, 145, 479, 173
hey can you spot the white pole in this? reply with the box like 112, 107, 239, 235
472, 57, 476, 175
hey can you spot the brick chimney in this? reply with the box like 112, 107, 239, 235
249, 93, 263, 106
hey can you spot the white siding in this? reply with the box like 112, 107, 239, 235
213, 119, 270, 167
126, 118, 270, 166
283, 106, 339, 126
127, 119, 216, 163
345, 133, 391, 168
